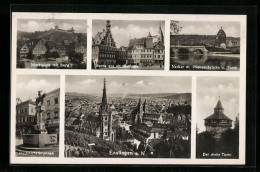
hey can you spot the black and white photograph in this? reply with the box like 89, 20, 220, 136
65, 76, 191, 158
92, 20, 165, 70
196, 77, 239, 159
10, 12, 247, 165
16, 19, 87, 69
170, 21, 240, 71
15, 75, 60, 157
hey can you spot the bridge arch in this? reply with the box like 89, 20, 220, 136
194, 49, 203, 55
178, 48, 190, 55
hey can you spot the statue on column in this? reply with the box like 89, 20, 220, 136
35, 91, 47, 134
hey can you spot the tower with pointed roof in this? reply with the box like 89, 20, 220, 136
158, 25, 164, 44
215, 27, 226, 47
99, 78, 115, 141
204, 98, 232, 138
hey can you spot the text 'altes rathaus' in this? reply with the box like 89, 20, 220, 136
92, 20, 165, 67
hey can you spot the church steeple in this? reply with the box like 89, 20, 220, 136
106, 20, 111, 33
159, 25, 164, 44
102, 78, 107, 105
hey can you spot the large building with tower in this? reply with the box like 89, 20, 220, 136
92, 20, 117, 66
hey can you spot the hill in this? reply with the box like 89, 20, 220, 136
17, 30, 86, 46
126, 92, 191, 100
66, 92, 191, 102
65, 92, 98, 101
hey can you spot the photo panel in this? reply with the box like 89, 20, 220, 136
10, 12, 247, 165
196, 77, 239, 159
15, 75, 60, 157
16, 18, 87, 69
65, 75, 191, 158
170, 21, 240, 71
92, 20, 165, 70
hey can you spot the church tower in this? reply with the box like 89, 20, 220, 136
159, 25, 164, 45
104, 20, 116, 47
99, 78, 114, 141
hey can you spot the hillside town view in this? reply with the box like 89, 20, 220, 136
92, 20, 165, 70
170, 21, 240, 71
16, 19, 87, 69
65, 76, 191, 158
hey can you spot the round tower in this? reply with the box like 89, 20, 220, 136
215, 27, 226, 47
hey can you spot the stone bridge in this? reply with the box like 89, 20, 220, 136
170, 45, 209, 56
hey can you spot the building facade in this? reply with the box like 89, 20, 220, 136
41, 88, 60, 134
92, 20, 117, 66
204, 99, 232, 139
92, 21, 165, 67
16, 99, 36, 135
20, 39, 47, 59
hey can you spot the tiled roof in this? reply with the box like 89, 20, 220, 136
128, 37, 153, 49
85, 114, 100, 123
204, 113, 232, 121
66, 117, 77, 125
25, 39, 43, 51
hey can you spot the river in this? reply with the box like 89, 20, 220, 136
170, 54, 240, 71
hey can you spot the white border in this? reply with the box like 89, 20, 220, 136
10, 12, 246, 165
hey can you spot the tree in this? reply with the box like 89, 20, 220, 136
218, 128, 239, 158
52, 51, 60, 59
17, 61, 25, 68
26, 51, 35, 60
44, 49, 52, 59
196, 131, 216, 158
153, 140, 170, 158
170, 20, 182, 35
69, 51, 84, 65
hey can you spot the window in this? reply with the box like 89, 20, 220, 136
47, 100, 50, 106
54, 111, 58, 118
47, 113, 50, 119
31, 108, 34, 113
25, 108, 27, 113
54, 98, 58, 104
25, 116, 27, 122
105, 116, 107, 120
31, 117, 34, 122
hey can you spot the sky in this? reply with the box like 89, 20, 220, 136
17, 19, 87, 33
196, 77, 239, 133
172, 21, 240, 37
92, 20, 165, 48
16, 75, 60, 102
66, 76, 191, 96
